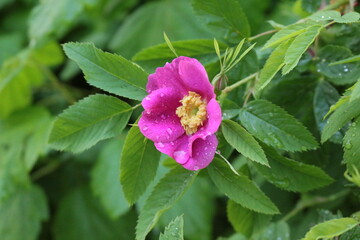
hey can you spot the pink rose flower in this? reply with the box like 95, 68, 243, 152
139, 57, 222, 170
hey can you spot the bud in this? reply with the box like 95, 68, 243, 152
213, 74, 228, 91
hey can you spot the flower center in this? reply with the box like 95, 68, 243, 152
176, 91, 207, 135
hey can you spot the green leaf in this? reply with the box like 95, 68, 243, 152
334, 12, 360, 23
253, 145, 333, 192
227, 200, 271, 237
120, 125, 161, 205
313, 81, 343, 144
63, 42, 148, 100
350, 80, 360, 102
301, 0, 322, 13
91, 139, 129, 219
239, 100, 318, 152
53, 186, 136, 240
31, 41, 64, 66
0, 185, 48, 240
302, 217, 359, 240
340, 226, 360, 240
317, 45, 360, 86
263, 22, 315, 49
282, 25, 322, 75
192, 0, 250, 41
159, 215, 184, 240
309, 10, 341, 21
343, 117, 360, 173
49, 94, 132, 153
133, 39, 228, 71
0, 53, 43, 119
256, 221, 290, 240
29, 0, 85, 40
159, 177, 216, 240
221, 120, 268, 166
207, 157, 279, 215
256, 39, 292, 91
136, 166, 198, 240
109, 0, 212, 58
329, 54, 360, 66
321, 97, 360, 143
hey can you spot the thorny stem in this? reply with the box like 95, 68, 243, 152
222, 72, 257, 94
281, 189, 350, 222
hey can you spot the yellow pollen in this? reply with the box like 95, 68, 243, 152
176, 91, 207, 135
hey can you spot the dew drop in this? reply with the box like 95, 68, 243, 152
352, 133, 356, 137
204, 147, 208, 150
166, 128, 173, 134
161, 114, 166, 119
321, 15, 325, 19
155, 119, 159, 124
158, 142, 164, 148
301, 146, 307, 151
160, 93, 164, 97
145, 96, 151, 101
351, 122, 357, 127
345, 141, 352, 149
193, 166, 199, 170
142, 126, 148, 131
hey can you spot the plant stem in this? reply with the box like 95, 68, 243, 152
322, 0, 349, 10
281, 189, 350, 222
248, 29, 278, 41
222, 72, 257, 93
31, 160, 62, 181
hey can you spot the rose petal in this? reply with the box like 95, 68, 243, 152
155, 134, 190, 164
141, 87, 182, 112
139, 111, 184, 143
178, 59, 215, 100
182, 134, 218, 171
146, 57, 190, 94
191, 98, 222, 140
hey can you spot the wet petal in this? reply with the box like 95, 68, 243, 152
178, 59, 215, 101
182, 134, 218, 171
142, 87, 182, 112
155, 134, 190, 164
139, 111, 184, 143
190, 98, 222, 140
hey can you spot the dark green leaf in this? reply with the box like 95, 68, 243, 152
63, 42, 148, 100
136, 166, 198, 240
221, 120, 268, 166
239, 100, 318, 152
208, 157, 279, 215
334, 12, 360, 23
49, 94, 132, 153
256, 221, 290, 240
253, 145, 333, 192
120, 125, 161, 205
343, 117, 360, 173
192, 0, 250, 41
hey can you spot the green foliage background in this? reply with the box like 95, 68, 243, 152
1, 0, 360, 239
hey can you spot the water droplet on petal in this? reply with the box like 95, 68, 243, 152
145, 96, 151, 101
142, 126, 148, 131
157, 142, 164, 148
193, 166, 199, 170
166, 128, 173, 134
174, 151, 188, 164
321, 15, 324, 18
160, 93, 164, 97
161, 114, 166, 119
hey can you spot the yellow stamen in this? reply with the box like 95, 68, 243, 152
176, 91, 207, 135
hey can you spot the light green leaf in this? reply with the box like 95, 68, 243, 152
159, 215, 184, 240
29, 0, 84, 40
309, 10, 341, 21
120, 125, 161, 205
302, 217, 359, 240
256, 221, 290, 240
334, 12, 360, 23
159, 177, 216, 240
227, 200, 271, 237
0, 185, 48, 240
350, 80, 360, 102
253, 145, 333, 192
343, 117, 360, 173
63, 42, 148, 100
301, 0, 322, 13
49, 94, 132, 153
263, 22, 315, 49
109, 0, 212, 58
221, 120, 268, 166
91, 139, 129, 219
136, 166, 198, 240
329, 54, 360, 66
0, 53, 43, 119
192, 0, 250, 41
282, 25, 322, 75
133, 39, 227, 71
239, 100, 318, 152
256, 39, 292, 91
53, 186, 135, 240
208, 157, 279, 215
321, 97, 360, 143
31, 41, 64, 66
313, 81, 343, 144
